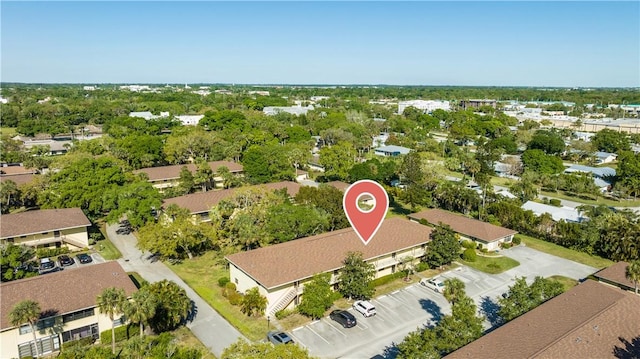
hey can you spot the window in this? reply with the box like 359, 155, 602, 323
234, 278, 238, 284
18, 334, 60, 358
62, 323, 99, 343
62, 308, 94, 323
54, 231, 61, 238
37, 317, 55, 330
112, 316, 126, 327
19, 325, 31, 335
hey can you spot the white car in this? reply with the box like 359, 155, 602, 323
353, 300, 376, 317
420, 277, 445, 293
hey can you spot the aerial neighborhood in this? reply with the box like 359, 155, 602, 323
1, 83, 639, 359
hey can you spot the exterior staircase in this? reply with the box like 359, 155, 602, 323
269, 288, 297, 316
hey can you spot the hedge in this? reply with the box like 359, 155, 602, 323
62, 336, 95, 350
99, 324, 138, 343
36, 247, 70, 258
369, 271, 405, 288
462, 248, 477, 262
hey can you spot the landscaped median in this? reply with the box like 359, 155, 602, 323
168, 251, 268, 341
459, 254, 520, 274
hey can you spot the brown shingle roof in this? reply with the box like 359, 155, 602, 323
326, 181, 350, 192
0, 261, 137, 330
0, 173, 36, 186
0, 166, 35, 176
594, 261, 635, 290
226, 217, 432, 289
408, 209, 517, 243
162, 181, 302, 214
447, 280, 640, 359
133, 161, 243, 182
0, 208, 91, 239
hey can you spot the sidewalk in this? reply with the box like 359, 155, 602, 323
106, 223, 244, 358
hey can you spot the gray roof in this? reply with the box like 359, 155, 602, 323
521, 201, 585, 223
374, 145, 411, 155
564, 164, 616, 178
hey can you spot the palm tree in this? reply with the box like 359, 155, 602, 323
443, 278, 466, 305
9, 300, 42, 358
96, 287, 127, 354
124, 287, 157, 336
626, 260, 640, 294
148, 280, 190, 332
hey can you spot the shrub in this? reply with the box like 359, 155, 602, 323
218, 277, 230, 287
501, 242, 512, 249
512, 236, 522, 245
549, 198, 561, 207
481, 248, 489, 253
414, 261, 429, 272
275, 308, 296, 320
62, 336, 95, 350
542, 197, 549, 204
99, 324, 138, 343
36, 247, 70, 258
462, 248, 477, 262
369, 271, 405, 288
487, 262, 501, 271
222, 282, 237, 297
228, 291, 243, 306
461, 240, 476, 249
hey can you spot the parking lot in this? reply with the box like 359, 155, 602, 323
39, 252, 106, 275
288, 246, 598, 359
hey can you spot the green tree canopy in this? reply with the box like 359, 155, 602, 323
521, 149, 565, 175
337, 251, 375, 300
424, 224, 461, 269
221, 338, 315, 359
298, 273, 340, 319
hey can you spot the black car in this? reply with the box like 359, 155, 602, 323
39, 258, 56, 274
58, 255, 75, 267
329, 310, 357, 328
76, 253, 93, 264
116, 227, 132, 235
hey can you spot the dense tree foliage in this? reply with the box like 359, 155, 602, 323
221, 338, 314, 359
527, 130, 566, 155
423, 225, 460, 268
1, 244, 37, 282
521, 149, 565, 175
294, 185, 349, 231
298, 273, 340, 319
498, 276, 564, 322
337, 252, 375, 300
591, 128, 631, 153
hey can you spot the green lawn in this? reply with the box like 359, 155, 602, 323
95, 238, 122, 260
0, 127, 17, 136
168, 252, 268, 341
547, 275, 579, 292
516, 234, 612, 269
460, 255, 520, 274
539, 190, 640, 207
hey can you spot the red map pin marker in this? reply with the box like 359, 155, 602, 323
343, 180, 389, 245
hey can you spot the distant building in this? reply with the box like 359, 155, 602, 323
128, 111, 169, 120
398, 100, 450, 114
564, 164, 616, 178
162, 181, 301, 222
82, 86, 97, 91
133, 161, 243, 192
460, 99, 497, 110
521, 201, 586, 223
408, 209, 517, 251
372, 133, 390, 147
175, 114, 205, 126
0, 208, 91, 250
263, 105, 314, 116
594, 151, 617, 164
374, 145, 411, 157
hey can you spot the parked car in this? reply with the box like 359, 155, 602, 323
267, 331, 295, 345
76, 253, 93, 264
420, 277, 446, 293
329, 310, 357, 328
116, 227, 132, 235
39, 258, 57, 274
58, 255, 75, 267
353, 300, 377, 317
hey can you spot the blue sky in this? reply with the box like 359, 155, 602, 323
1, 1, 638, 87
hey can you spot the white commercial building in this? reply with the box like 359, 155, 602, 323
398, 100, 450, 114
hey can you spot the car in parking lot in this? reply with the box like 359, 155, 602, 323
58, 255, 75, 267
353, 300, 376, 317
39, 258, 57, 274
420, 277, 446, 293
267, 331, 295, 345
329, 310, 357, 328
76, 253, 93, 264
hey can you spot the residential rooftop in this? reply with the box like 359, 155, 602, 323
447, 279, 640, 359
133, 161, 243, 182
162, 181, 301, 214
225, 217, 432, 289
408, 209, 517, 243
593, 261, 635, 291
521, 201, 585, 223
0, 261, 137, 330
0, 208, 91, 239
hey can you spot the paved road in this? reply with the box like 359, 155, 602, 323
106, 223, 244, 358
294, 245, 598, 359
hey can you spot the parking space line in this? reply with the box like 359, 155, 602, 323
307, 326, 331, 344
324, 319, 347, 336
356, 321, 369, 330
